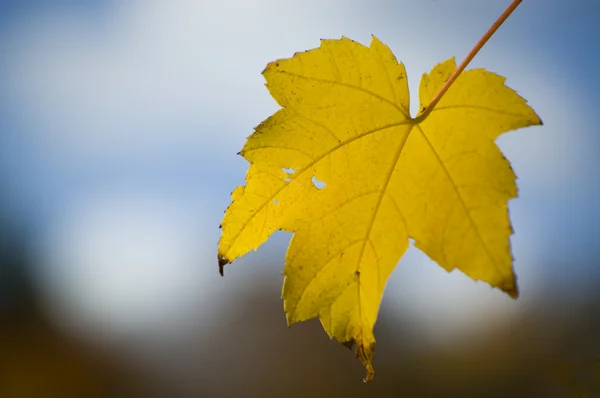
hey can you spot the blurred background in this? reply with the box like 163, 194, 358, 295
0, 0, 599, 396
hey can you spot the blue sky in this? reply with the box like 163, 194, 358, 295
1, 0, 599, 358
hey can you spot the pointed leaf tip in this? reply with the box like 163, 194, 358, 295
500, 275, 519, 299
218, 254, 229, 276
505, 284, 519, 299
355, 339, 376, 382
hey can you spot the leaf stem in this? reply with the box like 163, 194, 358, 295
414, 0, 523, 123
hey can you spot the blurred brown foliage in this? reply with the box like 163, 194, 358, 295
1, 222, 598, 397
0, 226, 143, 397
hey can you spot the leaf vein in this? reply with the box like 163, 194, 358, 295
273, 70, 410, 119
354, 125, 413, 324
290, 239, 365, 320
415, 124, 501, 274
224, 122, 412, 257
432, 104, 531, 119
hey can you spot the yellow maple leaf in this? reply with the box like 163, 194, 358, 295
218, 36, 542, 381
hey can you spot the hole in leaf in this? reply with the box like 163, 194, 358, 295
273, 198, 279, 205
311, 176, 326, 189
284, 177, 291, 183
282, 167, 295, 175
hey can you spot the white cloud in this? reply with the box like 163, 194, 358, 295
33, 187, 217, 344
3, 0, 357, 162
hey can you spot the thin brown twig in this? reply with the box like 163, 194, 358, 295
413, 0, 523, 123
